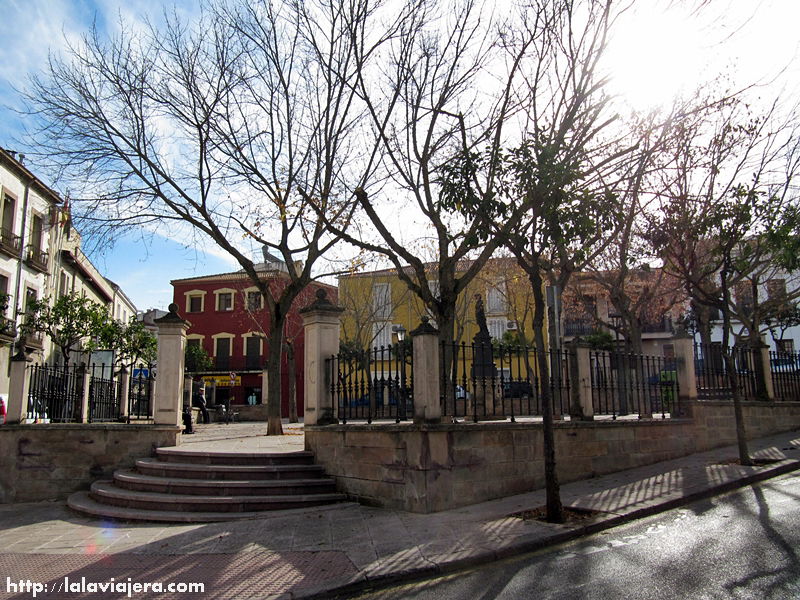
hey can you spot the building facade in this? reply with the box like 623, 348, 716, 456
0, 147, 138, 395
172, 250, 336, 415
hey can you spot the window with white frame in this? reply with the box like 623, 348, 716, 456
487, 317, 507, 341
372, 321, 392, 349
215, 289, 234, 311
428, 279, 440, 300
372, 283, 392, 319
487, 282, 507, 314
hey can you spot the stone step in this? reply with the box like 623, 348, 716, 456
135, 458, 326, 480
113, 470, 338, 496
67, 491, 355, 523
89, 481, 348, 513
155, 448, 315, 466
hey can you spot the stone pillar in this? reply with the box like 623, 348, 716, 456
261, 367, 269, 406
753, 342, 774, 401
153, 304, 191, 427
300, 289, 344, 426
79, 365, 91, 423
568, 340, 594, 421
672, 331, 697, 403
6, 351, 32, 424
411, 316, 441, 424
118, 368, 130, 420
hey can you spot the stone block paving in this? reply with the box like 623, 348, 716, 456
0, 423, 798, 599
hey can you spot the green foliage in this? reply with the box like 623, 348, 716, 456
22, 292, 108, 363
99, 318, 157, 369
582, 330, 615, 351
185, 343, 213, 373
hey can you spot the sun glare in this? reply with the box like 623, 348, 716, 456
605, 6, 709, 111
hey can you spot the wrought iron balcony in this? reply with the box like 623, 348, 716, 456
0, 228, 21, 257
26, 245, 49, 273
564, 320, 597, 337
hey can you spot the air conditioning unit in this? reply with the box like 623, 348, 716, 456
506, 321, 517, 330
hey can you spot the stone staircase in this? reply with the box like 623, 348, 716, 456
68, 447, 347, 522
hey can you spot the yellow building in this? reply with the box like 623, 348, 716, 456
337, 257, 544, 352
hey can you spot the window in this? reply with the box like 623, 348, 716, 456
372, 283, 392, 319
245, 336, 262, 369
187, 338, 201, 348
189, 295, 203, 312
215, 337, 231, 369
428, 280, 440, 300
0, 274, 8, 314
777, 339, 795, 353
217, 292, 233, 311
247, 291, 262, 311
372, 321, 392, 349
59, 271, 69, 297
2, 193, 15, 235
734, 281, 754, 315
767, 279, 787, 300
487, 283, 507, 314
25, 287, 37, 313
184, 289, 206, 314
30, 214, 43, 253
487, 317, 507, 341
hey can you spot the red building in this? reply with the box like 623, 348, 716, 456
171, 250, 337, 416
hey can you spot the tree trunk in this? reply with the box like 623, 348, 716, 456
529, 267, 563, 523
265, 317, 285, 436
721, 264, 751, 465
286, 341, 298, 423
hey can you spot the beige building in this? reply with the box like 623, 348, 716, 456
0, 147, 137, 395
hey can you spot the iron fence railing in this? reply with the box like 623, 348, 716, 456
128, 365, 154, 421
590, 351, 679, 418
770, 350, 800, 401
440, 341, 571, 422
327, 342, 413, 423
27, 364, 84, 422
694, 343, 761, 400
88, 364, 121, 422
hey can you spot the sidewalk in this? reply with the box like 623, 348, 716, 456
0, 425, 798, 600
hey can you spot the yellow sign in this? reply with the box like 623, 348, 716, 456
202, 375, 242, 387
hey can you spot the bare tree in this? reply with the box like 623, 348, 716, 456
648, 93, 800, 465
24, 0, 413, 434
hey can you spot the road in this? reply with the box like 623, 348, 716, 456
341, 470, 800, 600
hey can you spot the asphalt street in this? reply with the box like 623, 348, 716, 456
341, 470, 800, 600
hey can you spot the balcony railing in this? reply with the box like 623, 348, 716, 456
26, 245, 49, 273
0, 228, 21, 257
0, 316, 16, 340
185, 355, 265, 373
564, 320, 597, 337
640, 316, 674, 334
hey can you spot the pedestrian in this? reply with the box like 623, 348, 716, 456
192, 387, 210, 424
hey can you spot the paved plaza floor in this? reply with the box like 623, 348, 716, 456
0, 423, 798, 599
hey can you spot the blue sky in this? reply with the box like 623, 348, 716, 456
0, 0, 237, 311
1, 0, 799, 311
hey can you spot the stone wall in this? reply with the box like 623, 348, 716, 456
305, 400, 800, 513
0, 424, 181, 503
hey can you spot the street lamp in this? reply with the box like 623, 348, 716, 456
392, 324, 407, 342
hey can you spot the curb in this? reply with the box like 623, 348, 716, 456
298, 459, 800, 599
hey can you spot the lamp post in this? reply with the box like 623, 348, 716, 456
391, 324, 409, 421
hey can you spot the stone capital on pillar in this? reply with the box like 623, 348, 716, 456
300, 289, 343, 426
154, 303, 191, 427
411, 316, 441, 424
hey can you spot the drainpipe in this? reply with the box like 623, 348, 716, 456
12, 178, 31, 355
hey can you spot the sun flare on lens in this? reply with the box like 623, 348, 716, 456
605, 5, 709, 111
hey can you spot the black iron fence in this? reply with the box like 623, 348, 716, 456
88, 364, 120, 422
440, 342, 571, 422
26, 363, 130, 423
590, 351, 679, 418
327, 342, 413, 423
128, 365, 155, 421
769, 350, 800, 401
694, 343, 761, 400
27, 364, 84, 423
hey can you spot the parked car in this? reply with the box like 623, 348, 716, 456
503, 380, 533, 398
